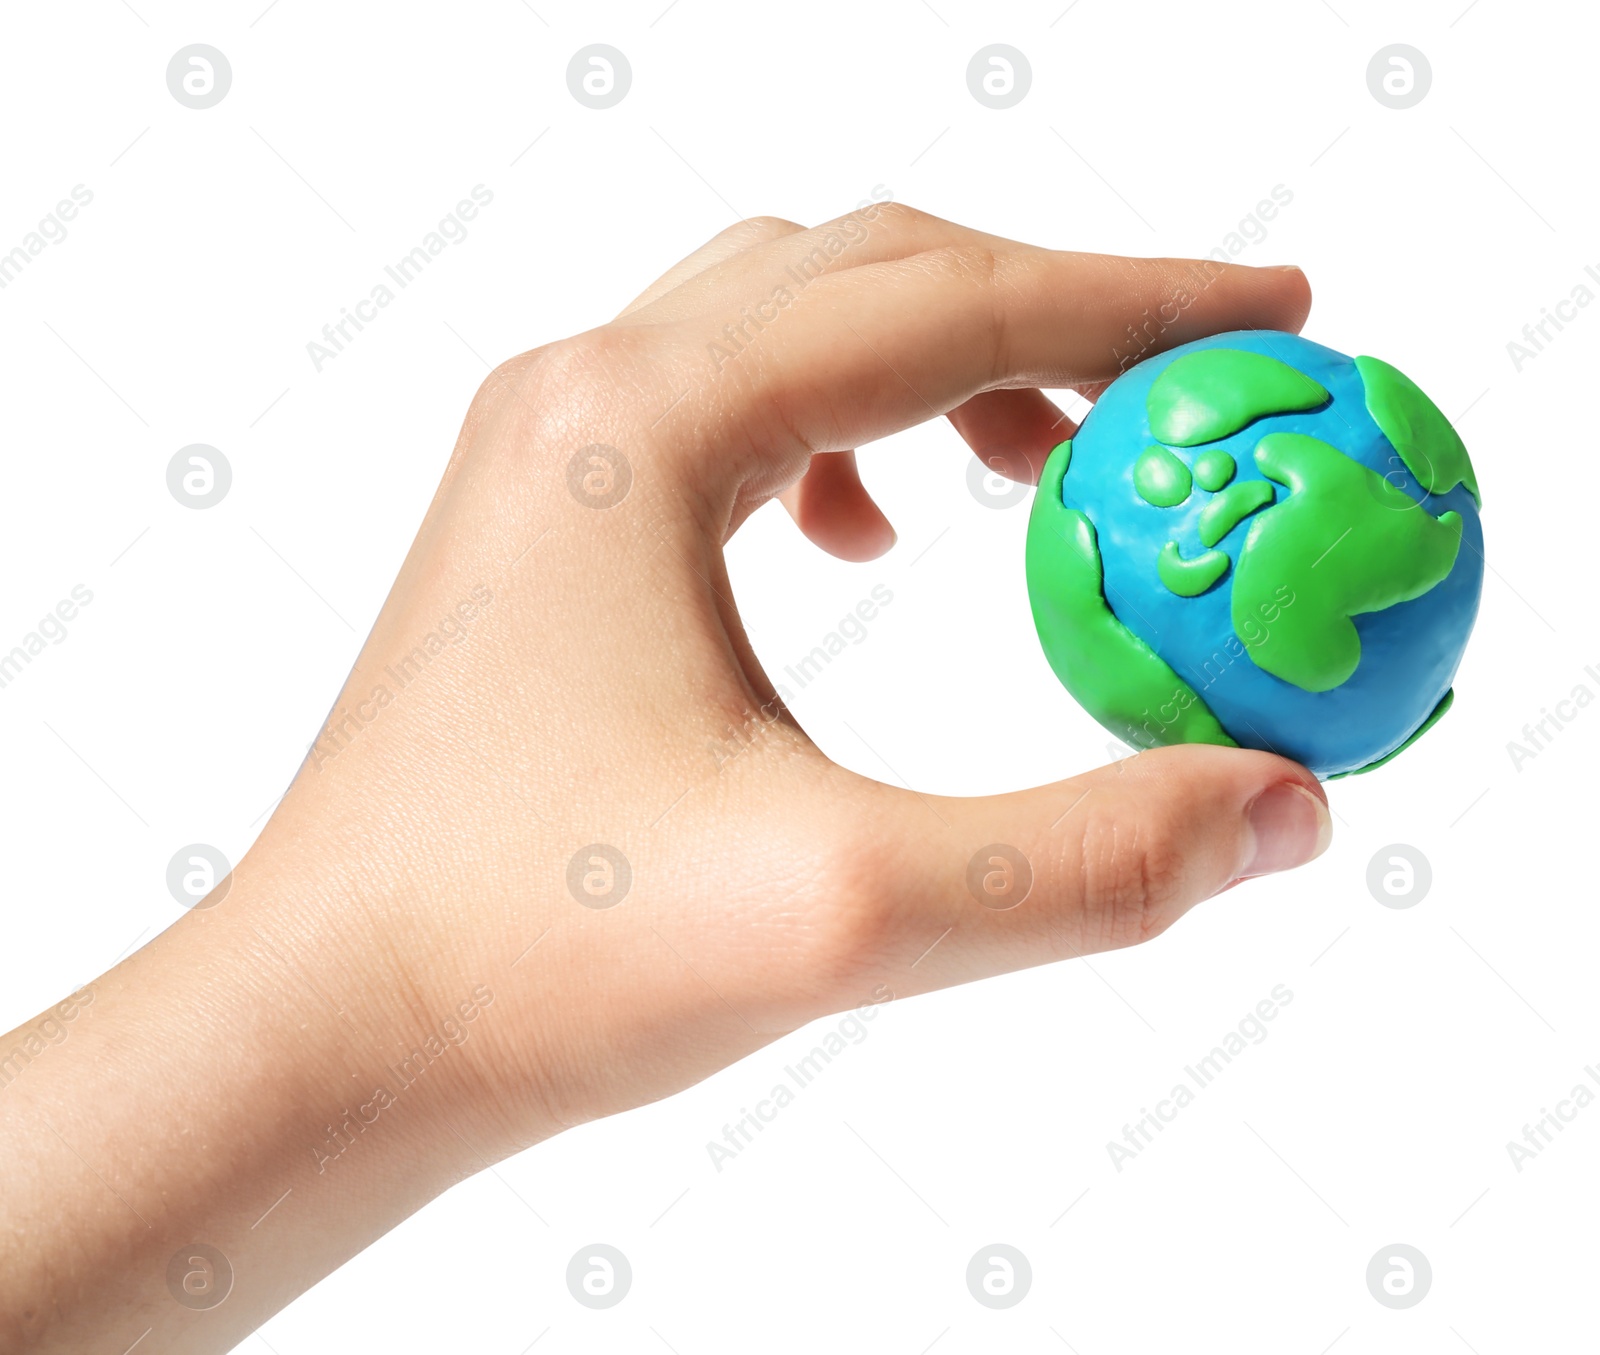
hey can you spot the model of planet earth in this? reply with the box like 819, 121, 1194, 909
1024, 330, 1483, 779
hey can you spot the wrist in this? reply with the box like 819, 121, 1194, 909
199, 832, 532, 1176
0, 842, 502, 1352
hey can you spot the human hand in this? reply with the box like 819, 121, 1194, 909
0, 204, 1330, 1352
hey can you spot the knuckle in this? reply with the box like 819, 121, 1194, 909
736, 215, 803, 242
920, 242, 1001, 287
473, 329, 645, 445
474, 351, 537, 409
1070, 809, 1189, 950
911, 244, 1007, 379
526, 327, 638, 390
868, 200, 929, 234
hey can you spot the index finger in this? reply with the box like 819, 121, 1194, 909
659, 237, 1310, 488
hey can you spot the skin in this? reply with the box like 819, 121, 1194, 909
0, 205, 1331, 1353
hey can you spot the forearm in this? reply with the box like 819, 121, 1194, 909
0, 860, 483, 1354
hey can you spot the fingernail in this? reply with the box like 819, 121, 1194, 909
1242, 782, 1331, 877
1263, 263, 1303, 273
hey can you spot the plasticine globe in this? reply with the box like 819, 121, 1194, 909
1024, 330, 1483, 779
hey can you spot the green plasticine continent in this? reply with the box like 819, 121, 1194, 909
1148, 349, 1330, 447
1133, 444, 1192, 507
1157, 541, 1230, 597
1355, 354, 1482, 506
1328, 688, 1454, 779
1198, 479, 1276, 548
1234, 432, 1465, 693
1193, 448, 1236, 491
1026, 440, 1236, 750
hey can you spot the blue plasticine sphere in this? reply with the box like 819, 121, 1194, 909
1024, 330, 1484, 779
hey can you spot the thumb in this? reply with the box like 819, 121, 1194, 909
848, 746, 1331, 997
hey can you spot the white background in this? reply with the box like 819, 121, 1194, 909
1, 0, 1594, 1350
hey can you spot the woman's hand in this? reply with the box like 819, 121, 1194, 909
0, 204, 1329, 1353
